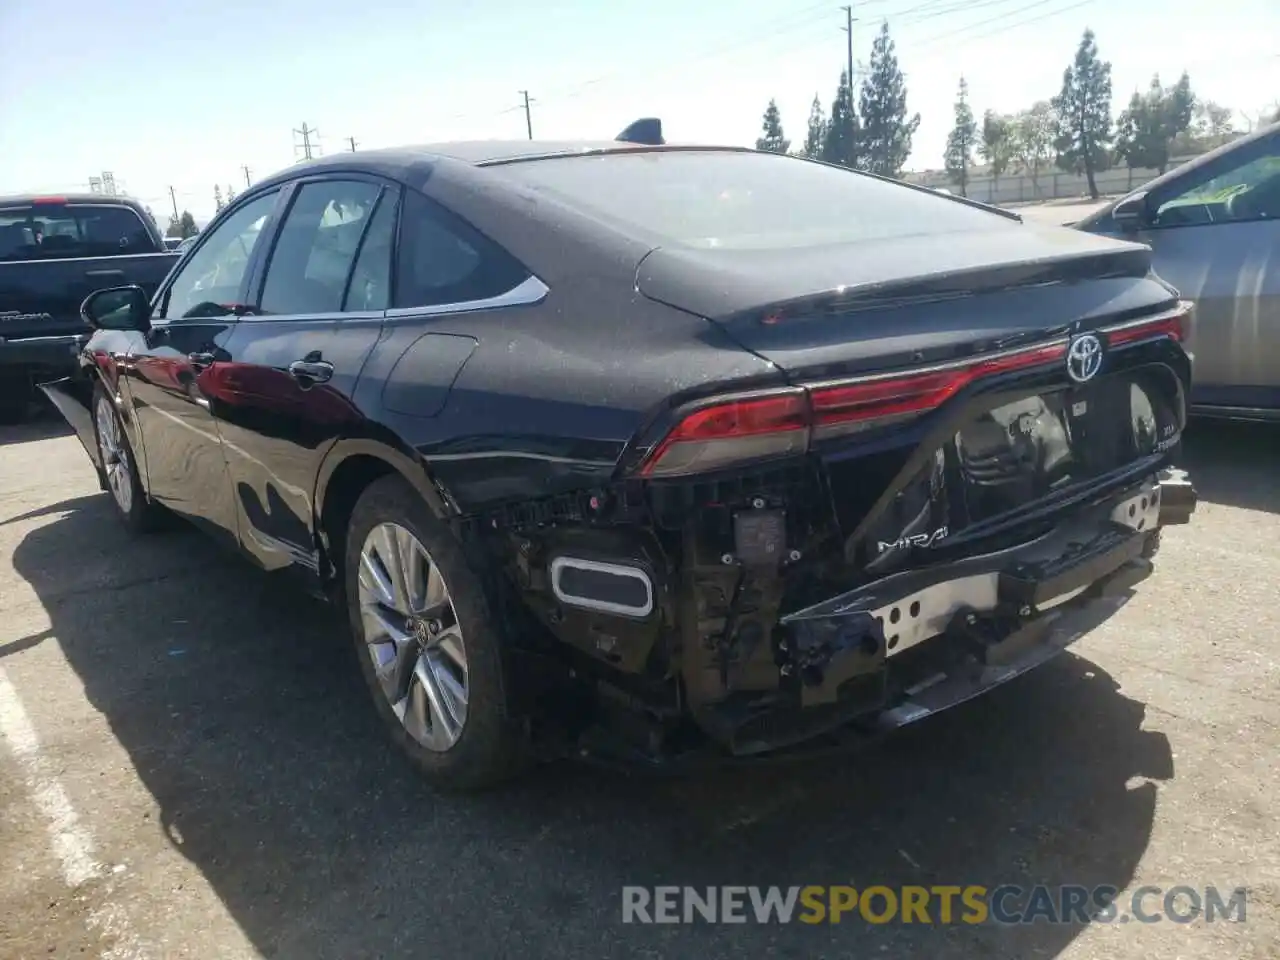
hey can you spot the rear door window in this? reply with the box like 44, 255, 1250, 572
0, 203, 159, 260
258, 180, 384, 315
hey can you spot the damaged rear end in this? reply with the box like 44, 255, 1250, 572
487, 152, 1198, 766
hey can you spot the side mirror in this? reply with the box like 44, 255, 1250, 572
81, 285, 150, 331
1111, 192, 1150, 231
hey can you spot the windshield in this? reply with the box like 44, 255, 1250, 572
0, 203, 158, 261
492, 150, 1015, 251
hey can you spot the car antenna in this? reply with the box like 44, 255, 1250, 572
616, 118, 664, 145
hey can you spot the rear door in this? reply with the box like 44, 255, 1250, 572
208, 176, 396, 575
1134, 130, 1280, 413
125, 189, 283, 545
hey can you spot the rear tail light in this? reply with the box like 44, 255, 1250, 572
1104, 302, 1189, 346
636, 306, 1189, 478
30, 196, 67, 206
637, 342, 1067, 477
639, 390, 809, 477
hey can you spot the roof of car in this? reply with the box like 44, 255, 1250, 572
0, 192, 148, 208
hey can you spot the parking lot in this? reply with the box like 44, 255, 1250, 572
1, 414, 1277, 959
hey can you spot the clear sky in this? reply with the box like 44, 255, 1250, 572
2, 0, 1277, 222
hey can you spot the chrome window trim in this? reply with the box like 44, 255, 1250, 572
384, 274, 549, 319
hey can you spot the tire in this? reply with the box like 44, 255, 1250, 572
344, 474, 527, 790
92, 382, 162, 533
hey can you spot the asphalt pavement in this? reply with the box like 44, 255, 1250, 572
1, 412, 1277, 959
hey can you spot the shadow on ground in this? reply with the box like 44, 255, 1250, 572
1181, 419, 1280, 514
0, 403, 71, 446
13, 496, 1173, 960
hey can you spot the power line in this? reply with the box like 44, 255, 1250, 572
241, 165, 252, 187
916, 0, 1095, 49
347, 136, 358, 152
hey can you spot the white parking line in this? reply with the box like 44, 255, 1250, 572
0, 665, 146, 957
0, 667, 102, 886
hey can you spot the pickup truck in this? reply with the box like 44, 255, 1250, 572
0, 194, 179, 421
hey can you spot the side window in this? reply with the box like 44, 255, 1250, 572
394, 189, 528, 309
259, 180, 382, 315
160, 191, 279, 321
1153, 135, 1280, 227
345, 191, 398, 312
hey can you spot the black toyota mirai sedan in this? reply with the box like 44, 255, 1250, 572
44, 123, 1198, 789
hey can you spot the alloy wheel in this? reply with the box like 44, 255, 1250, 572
357, 522, 469, 752
95, 398, 134, 515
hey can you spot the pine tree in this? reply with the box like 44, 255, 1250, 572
178, 211, 199, 239
1052, 28, 1114, 199
213, 185, 224, 213
858, 22, 919, 178
944, 77, 977, 196
755, 99, 791, 154
822, 70, 862, 169
802, 94, 827, 159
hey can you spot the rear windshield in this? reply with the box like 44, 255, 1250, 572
493, 150, 1014, 251
0, 204, 158, 261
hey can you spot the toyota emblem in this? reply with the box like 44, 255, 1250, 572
1066, 333, 1103, 384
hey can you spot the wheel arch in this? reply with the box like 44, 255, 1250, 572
313, 437, 454, 593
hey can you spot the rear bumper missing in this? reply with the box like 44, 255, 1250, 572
714, 471, 1192, 758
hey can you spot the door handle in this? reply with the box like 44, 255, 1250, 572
288, 359, 334, 384
188, 351, 216, 369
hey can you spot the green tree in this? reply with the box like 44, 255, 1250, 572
1012, 101, 1056, 197
226, 184, 238, 204
755, 99, 791, 154
979, 111, 1015, 198
178, 211, 199, 239
822, 70, 862, 169
1052, 28, 1114, 199
858, 22, 919, 178
1116, 73, 1196, 175
801, 94, 827, 159
944, 77, 977, 196
213, 185, 224, 212
165, 214, 182, 239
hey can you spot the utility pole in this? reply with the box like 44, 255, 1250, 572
293, 122, 318, 161
840, 5, 856, 88
241, 165, 252, 188
168, 185, 179, 221
519, 90, 534, 140
347, 136, 358, 152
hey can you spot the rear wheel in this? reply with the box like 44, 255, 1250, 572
92, 383, 161, 533
345, 475, 526, 790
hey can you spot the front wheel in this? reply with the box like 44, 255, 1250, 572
92, 383, 161, 533
344, 475, 527, 790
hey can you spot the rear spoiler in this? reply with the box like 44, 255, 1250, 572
616, 118, 664, 145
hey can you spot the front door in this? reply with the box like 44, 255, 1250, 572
1137, 131, 1280, 415
125, 189, 283, 543
205, 177, 398, 577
